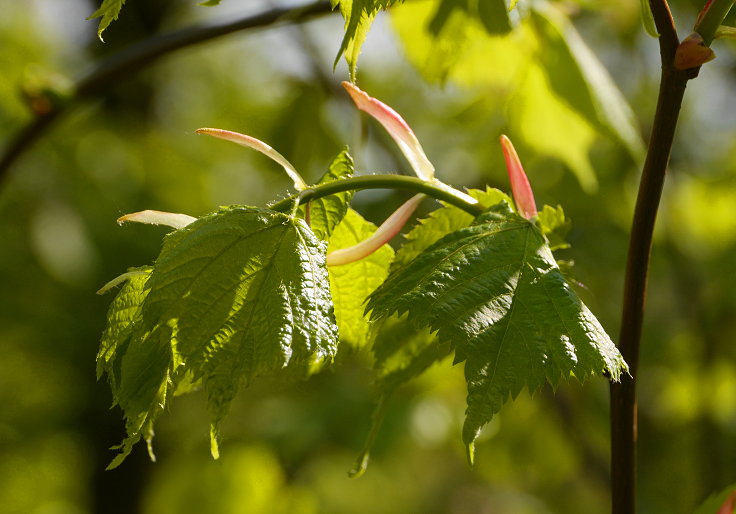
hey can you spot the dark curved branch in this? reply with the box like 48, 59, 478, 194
0, 0, 334, 185
610, 1, 700, 512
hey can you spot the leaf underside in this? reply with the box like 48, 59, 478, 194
367, 202, 627, 453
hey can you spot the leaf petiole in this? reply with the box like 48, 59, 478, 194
269, 175, 485, 217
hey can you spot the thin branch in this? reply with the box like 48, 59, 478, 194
610, 1, 700, 512
0, 0, 334, 185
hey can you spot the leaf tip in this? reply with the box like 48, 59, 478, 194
210, 424, 221, 460
465, 442, 475, 467
348, 451, 370, 478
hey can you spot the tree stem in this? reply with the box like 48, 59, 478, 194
269, 175, 486, 216
610, 1, 698, 511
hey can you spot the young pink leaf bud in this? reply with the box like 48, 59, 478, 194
195, 127, 308, 191
117, 210, 197, 229
327, 194, 425, 266
674, 33, 716, 70
342, 82, 435, 182
499, 135, 537, 219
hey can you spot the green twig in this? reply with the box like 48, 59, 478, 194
269, 175, 485, 217
0, 0, 334, 187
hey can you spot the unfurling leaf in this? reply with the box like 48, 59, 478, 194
196, 128, 308, 191
367, 202, 627, 453
117, 210, 197, 230
99, 206, 339, 466
343, 81, 436, 181
327, 194, 424, 266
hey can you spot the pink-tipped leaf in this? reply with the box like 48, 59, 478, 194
327, 194, 425, 266
342, 82, 435, 182
500, 135, 537, 219
118, 210, 197, 229
196, 127, 308, 191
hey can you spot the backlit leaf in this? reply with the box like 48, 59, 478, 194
328, 209, 394, 350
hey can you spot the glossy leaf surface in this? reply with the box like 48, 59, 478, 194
367, 202, 627, 452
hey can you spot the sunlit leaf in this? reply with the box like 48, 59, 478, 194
393, 187, 510, 269
328, 209, 394, 350
367, 202, 627, 455
428, 0, 511, 36
529, 4, 645, 161
509, 63, 599, 192
537, 204, 571, 251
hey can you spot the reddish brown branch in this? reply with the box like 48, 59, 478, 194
610, 1, 700, 512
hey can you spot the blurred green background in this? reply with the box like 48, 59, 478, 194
1, 1, 735, 512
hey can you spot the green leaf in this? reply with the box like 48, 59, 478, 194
639, 0, 660, 38
537, 204, 571, 251
393, 187, 511, 269
350, 314, 445, 477
328, 209, 394, 351
100, 206, 339, 465
393, 3, 642, 190
429, 0, 511, 36
529, 4, 645, 161
87, 0, 127, 41
306, 149, 355, 241
199, 0, 222, 5
508, 63, 600, 192
97, 266, 152, 381
373, 314, 446, 393
333, 0, 403, 80
367, 202, 627, 452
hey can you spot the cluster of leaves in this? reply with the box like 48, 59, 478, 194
99, 147, 627, 468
